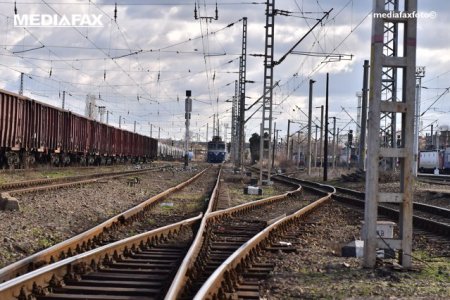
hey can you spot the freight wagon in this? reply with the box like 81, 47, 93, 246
158, 142, 184, 161
418, 149, 450, 174
0, 89, 157, 168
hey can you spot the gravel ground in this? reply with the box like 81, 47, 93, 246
0, 164, 141, 184
219, 166, 296, 209
0, 165, 202, 268
260, 201, 450, 299
107, 166, 220, 242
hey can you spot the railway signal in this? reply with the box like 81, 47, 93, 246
185, 90, 192, 168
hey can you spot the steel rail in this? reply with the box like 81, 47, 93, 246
328, 184, 450, 237
0, 167, 208, 283
194, 190, 334, 299
164, 166, 223, 300
164, 178, 302, 300
0, 214, 202, 300
335, 186, 450, 218
0, 164, 175, 192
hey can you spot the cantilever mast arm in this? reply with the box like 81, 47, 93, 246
273, 8, 333, 66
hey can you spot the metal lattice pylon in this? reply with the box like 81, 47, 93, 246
238, 17, 248, 168
364, 0, 417, 268
380, 0, 398, 170
231, 80, 238, 164
259, 0, 275, 184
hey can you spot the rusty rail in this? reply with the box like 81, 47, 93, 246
0, 214, 202, 300
164, 177, 302, 300
164, 166, 223, 299
194, 188, 334, 299
0, 167, 208, 283
0, 164, 173, 192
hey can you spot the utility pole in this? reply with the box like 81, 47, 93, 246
272, 122, 276, 168
213, 114, 216, 137
238, 17, 248, 169
314, 125, 318, 169
224, 123, 229, 144
150, 123, 153, 137
231, 80, 238, 165
297, 131, 301, 166
259, 0, 275, 185
356, 92, 362, 142
431, 124, 434, 148
324, 73, 329, 181
106, 111, 109, 124
414, 66, 425, 176
19, 72, 24, 95
307, 79, 315, 176
286, 120, 291, 159
206, 123, 209, 142
62, 91, 66, 109
364, 0, 417, 268
158, 127, 161, 140
217, 118, 220, 137
184, 90, 192, 168
319, 105, 324, 168
359, 60, 369, 170
134, 121, 136, 133
119, 116, 122, 128
332, 117, 336, 169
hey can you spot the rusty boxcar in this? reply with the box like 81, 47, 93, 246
0, 89, 157, 168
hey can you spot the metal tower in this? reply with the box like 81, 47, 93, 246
231, 80, 238, 164
237, 17, 248, 169
364, 0, 417, 268
356, 92, 362, 140
380, 0, 399, 170
414, 66, 425, 176
259, 0, 275, 184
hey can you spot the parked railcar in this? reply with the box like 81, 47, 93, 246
207, 136, 226, 163
158, 142, 184, 161
0, 89, 157, 168
420, 148, 450, 174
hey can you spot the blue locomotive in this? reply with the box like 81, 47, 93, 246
207, 136, 226, 163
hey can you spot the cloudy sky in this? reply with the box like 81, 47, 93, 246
0, 0, 449, 144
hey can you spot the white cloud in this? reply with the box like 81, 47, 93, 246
0, 1, 447, 142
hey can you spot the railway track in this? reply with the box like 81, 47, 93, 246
0, 166, 211, 284
190, 181, 334, 299
0, 164, 184, 211
165, 172, 334, 299
242, 169, 448, 238
0, 164, 176, 193
332, 185, 450, 237
192, 174, 448, 299
417, 173, 450, 185
0, 215, 202, 300
6, 168, 445, 299
0, 166, 336, 299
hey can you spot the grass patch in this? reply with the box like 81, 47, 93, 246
41, 170, 76, 179
38, 237, 54, 249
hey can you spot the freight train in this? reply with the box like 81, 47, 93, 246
0, 89, 158, 168
418, 149, 450, 173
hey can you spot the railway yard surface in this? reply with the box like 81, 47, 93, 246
0, 163, 449, 299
